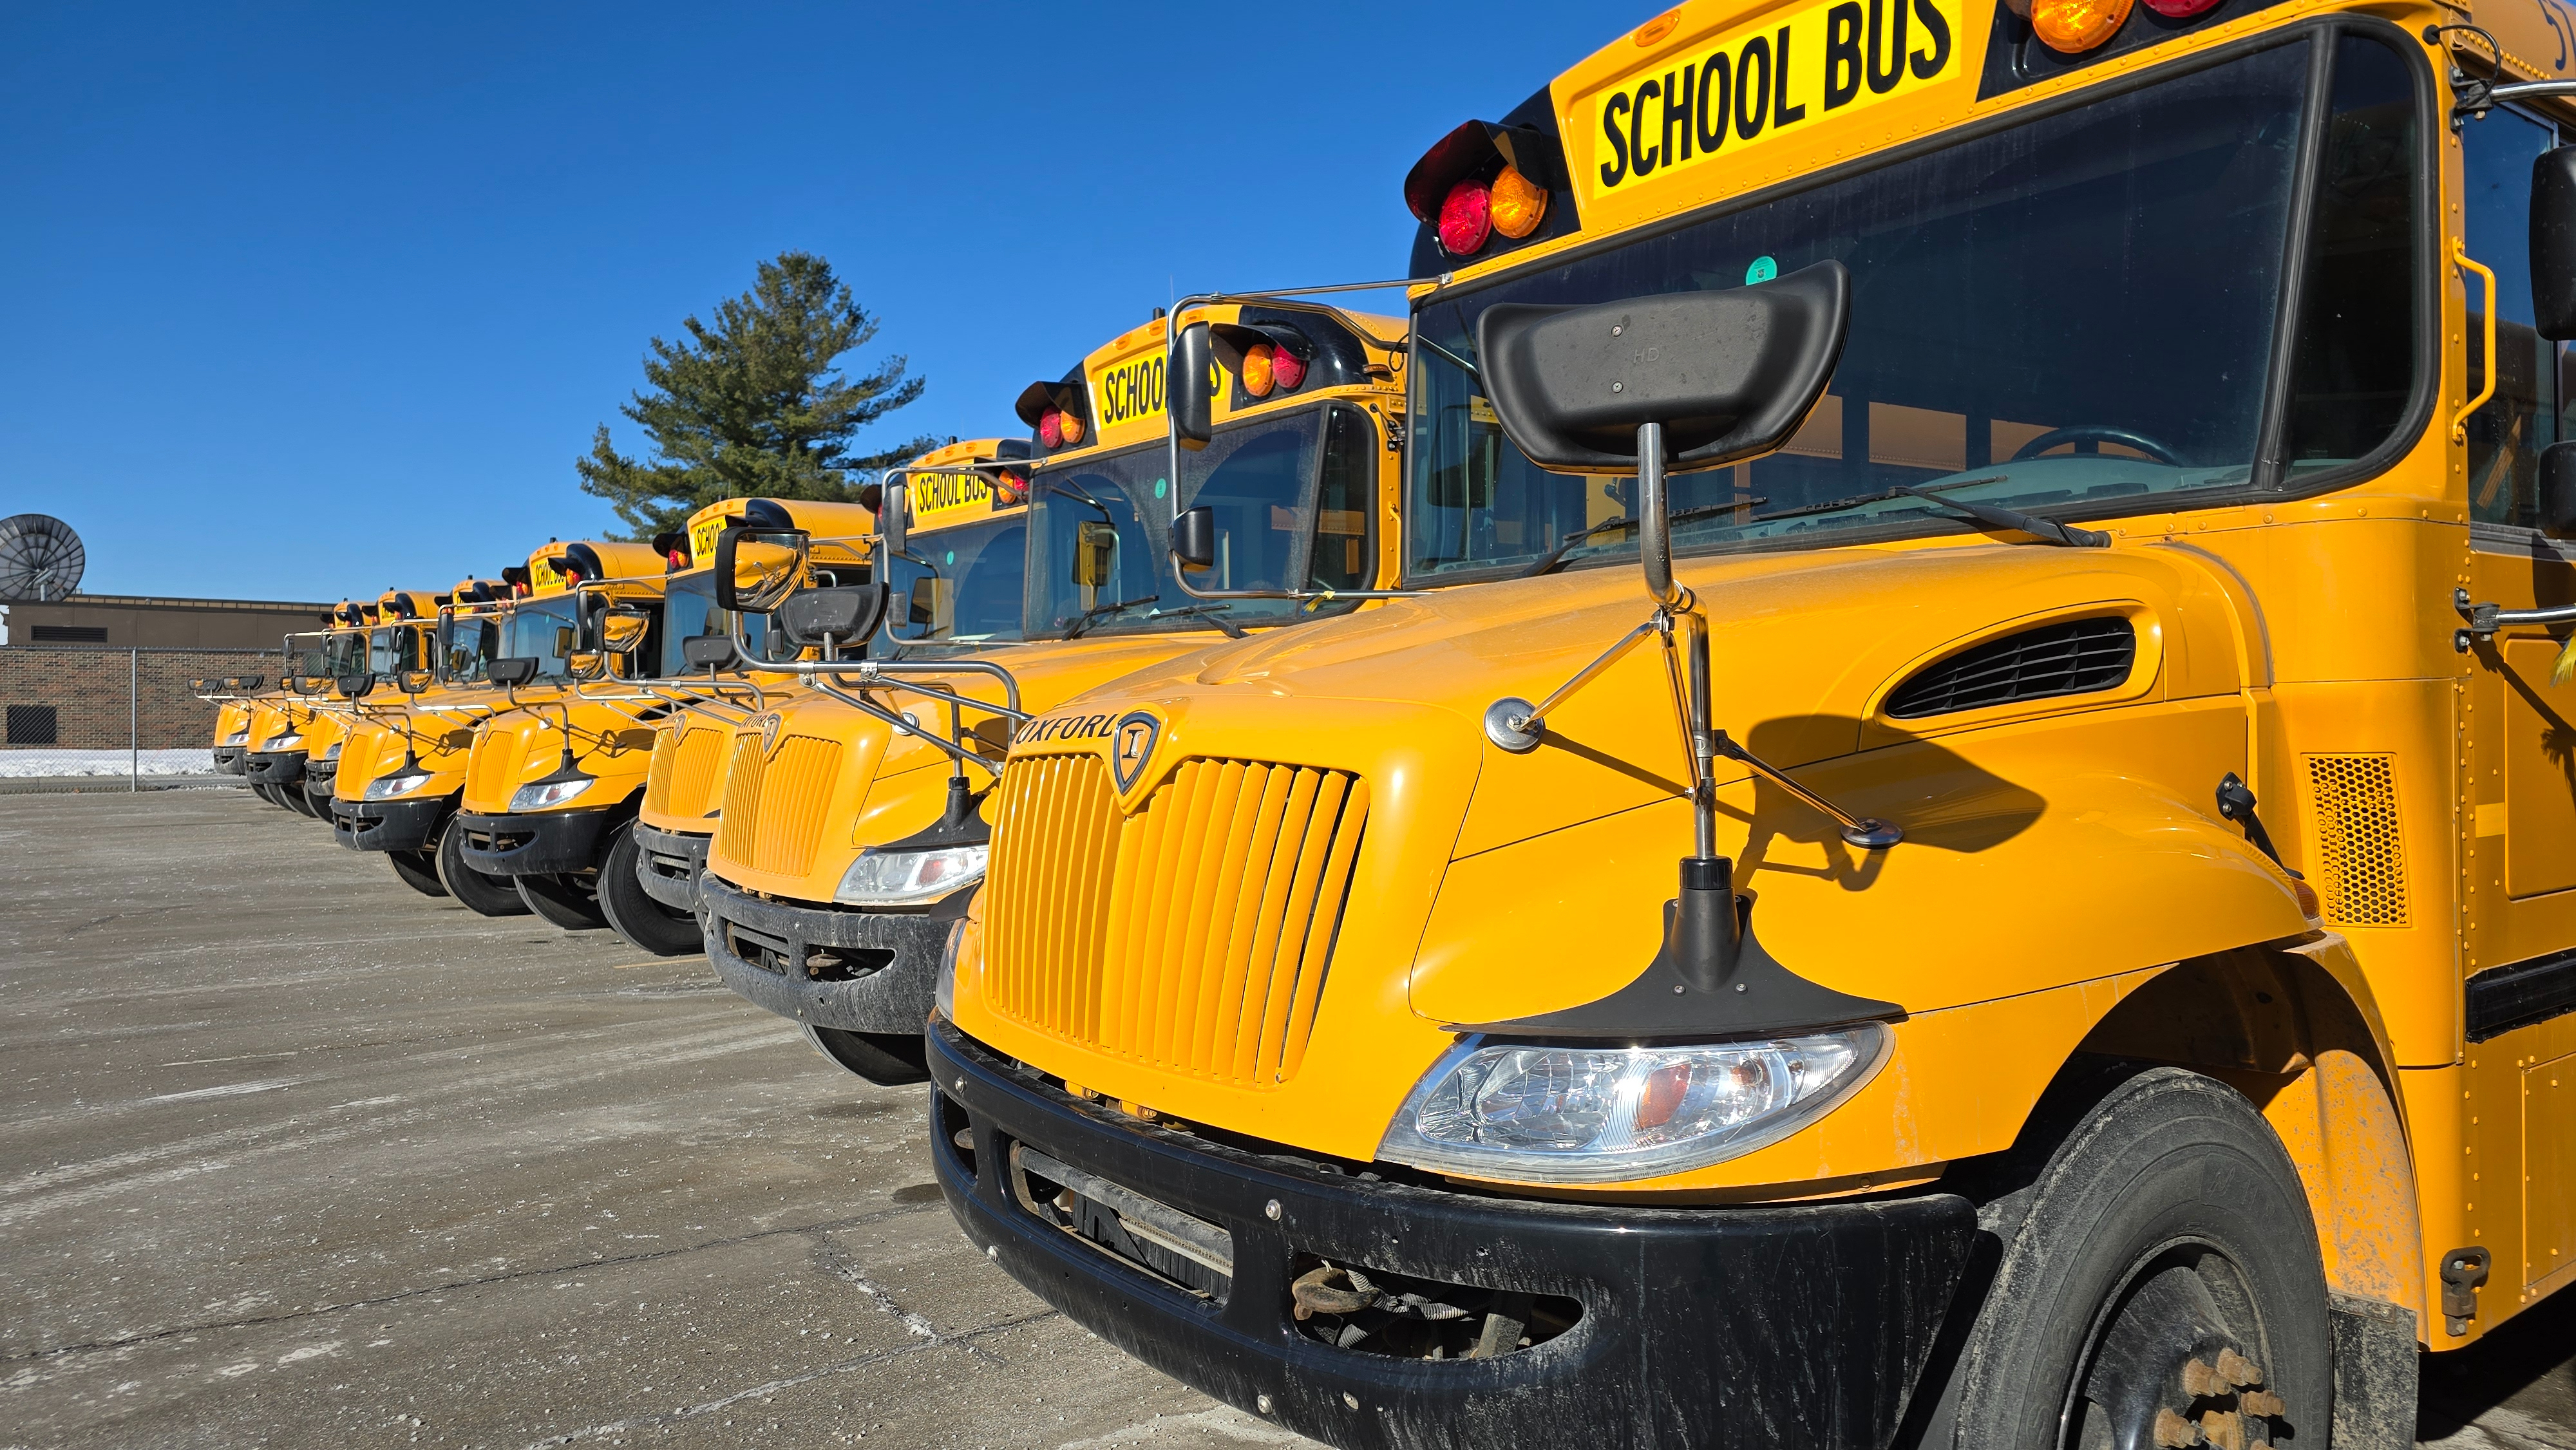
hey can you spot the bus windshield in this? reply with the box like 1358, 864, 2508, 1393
1026, 403, 1376, 639
441, 612, 500, 684
502, 596, 582, 679
367, 626, 422, 676
289, 631, 364, 682
1407, 36, 2416, 582
661, 571, 781, 675
887, 513, 1028, 650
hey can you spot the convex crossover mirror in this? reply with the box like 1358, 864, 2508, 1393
599, 607, 651, 653
714, 526, 810, 614
488, 657, 538, 688
682, 634, 737, 670
337, 672, 376, 699
1171, 507, 1217, 570
400, 669, 434, 694
567, 652, 607, 681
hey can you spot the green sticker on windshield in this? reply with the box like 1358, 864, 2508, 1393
1745, 256, 1777, 284
1154, 477, 1168, 498
943, 550, 955, 566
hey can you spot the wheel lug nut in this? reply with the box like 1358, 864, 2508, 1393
2154, 1407, 2205, 1446
2240, 1389, 2286, 1418
2215, 1348, 2263, 1388
2182, 1357, 2225, 1397
2200, 1409, 2247, 1450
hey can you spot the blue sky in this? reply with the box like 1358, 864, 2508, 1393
0, 3, 1622, 602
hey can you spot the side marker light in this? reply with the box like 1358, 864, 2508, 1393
1490, 165, 1548, 240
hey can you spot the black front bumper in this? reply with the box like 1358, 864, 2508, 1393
332, 793, 449, 854
632, 820, 710, 912
243, 750, 305, 786
699, 870, 948, 1033
212, 746, 245, 774
931, 1021, 1977, 1450
453, 807, 611, 876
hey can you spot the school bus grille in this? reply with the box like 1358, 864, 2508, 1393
646, 726, 730, 822
714, 735, 841, 879
987, 754, 1369, 1089
2307, 754, 2407, 927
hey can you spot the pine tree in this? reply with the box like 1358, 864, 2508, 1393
576, 251, 935, 538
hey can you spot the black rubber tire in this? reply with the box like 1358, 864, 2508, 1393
596, 822, 700, 956
252, 783, 283, 808
299, 786, 335, 821
803, 1024, 932, 1086
387, 848, 449, 898
286, 783, 322, 819
516, 871, 608, 932
1931, 1066, 2333, 1450
435, 821, 531, 917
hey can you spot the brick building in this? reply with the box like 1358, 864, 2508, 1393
0, 594, 333, 750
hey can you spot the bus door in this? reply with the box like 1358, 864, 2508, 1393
2457, 99, 2576, 1299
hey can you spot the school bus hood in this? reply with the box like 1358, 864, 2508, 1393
703, 631, 1248, 901
459, 698, 662, 815
961, 538, 2311, 1165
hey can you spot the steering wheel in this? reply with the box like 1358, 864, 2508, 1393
2007, 425, 2185, 466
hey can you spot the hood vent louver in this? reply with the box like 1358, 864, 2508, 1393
1886, 617, 2136, 720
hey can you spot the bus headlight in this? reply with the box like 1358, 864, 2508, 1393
223, 730, 249, 746
263, 734, 305, 751
833, 844, 987, 906
933, 912, 978, 1022
365, 771, 435, 800
1378, 1026, 1888, 1185
321, 742, 342, 762
508, 777, 593, 811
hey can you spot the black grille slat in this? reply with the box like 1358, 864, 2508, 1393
1886, 617, 2136, 720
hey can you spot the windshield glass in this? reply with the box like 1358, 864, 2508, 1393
441, 612, 500, 684
661, 571, 782, 674
1409, 41, 2325, 582
367, 626, 422, 675
502, 596, 582, 679
289, 631, 363, 682
887, 513, 1028, 649
1025, 404, 1372, 638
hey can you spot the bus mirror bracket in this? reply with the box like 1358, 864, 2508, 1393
1462, 266, 1905, 1040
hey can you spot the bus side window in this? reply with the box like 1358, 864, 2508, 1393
2463, 102, 2568, 526
1312, 405, 1377, 591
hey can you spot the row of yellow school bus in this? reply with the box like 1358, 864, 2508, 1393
201, 0, 2576, 1442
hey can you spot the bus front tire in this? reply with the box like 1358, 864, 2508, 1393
1930, 1066, 2334, 1450
596, 822, 699, 956
388, 848, 448, 898
517, 871, 607, 932
802, 1024, 931, 1086
435, 824, 531, 917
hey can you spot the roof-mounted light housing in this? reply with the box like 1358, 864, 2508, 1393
1403, 117, 1569, 263
1014, 375, 1092, 453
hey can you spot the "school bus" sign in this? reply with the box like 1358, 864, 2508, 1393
1088, 350, 1168, 432
909, 467, 1001, 529
1578, 0, 1960, 207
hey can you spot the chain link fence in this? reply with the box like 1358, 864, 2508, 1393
0, 646, 282, 794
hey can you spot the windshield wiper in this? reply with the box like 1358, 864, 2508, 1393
1151, 603, 1247, 639
1747, 476, 2107, 547
1517, 501, 1763, 579
1061, 596, 1158, 639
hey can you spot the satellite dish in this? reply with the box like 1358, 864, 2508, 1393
0, 514, 86, 601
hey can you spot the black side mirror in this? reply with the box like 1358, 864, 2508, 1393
908, 576, 943, 629
2543, 441, 2576, 539
683, 634, 737, 670
337, 672, 377, 699
401, 670, 433, 695
778, 583, 889, 648
1171, 321, 1215, 451
235, 675, 263, 692
1171, 506, 1217, 570
488, 657, 538, 688
2534, 146, 2576, 340
1476, 263, 1849, 473
880, 475, 909, 561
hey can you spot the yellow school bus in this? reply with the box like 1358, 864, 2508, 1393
598, 494, 883, 952
297, 589, 439, 816
238, 608, 374, 818
930, 3, 2576, 1443
694, 305, 1405, 1084
625, 463, 1014, 954
445, 534, 805, 934
327, 558, 605, 909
